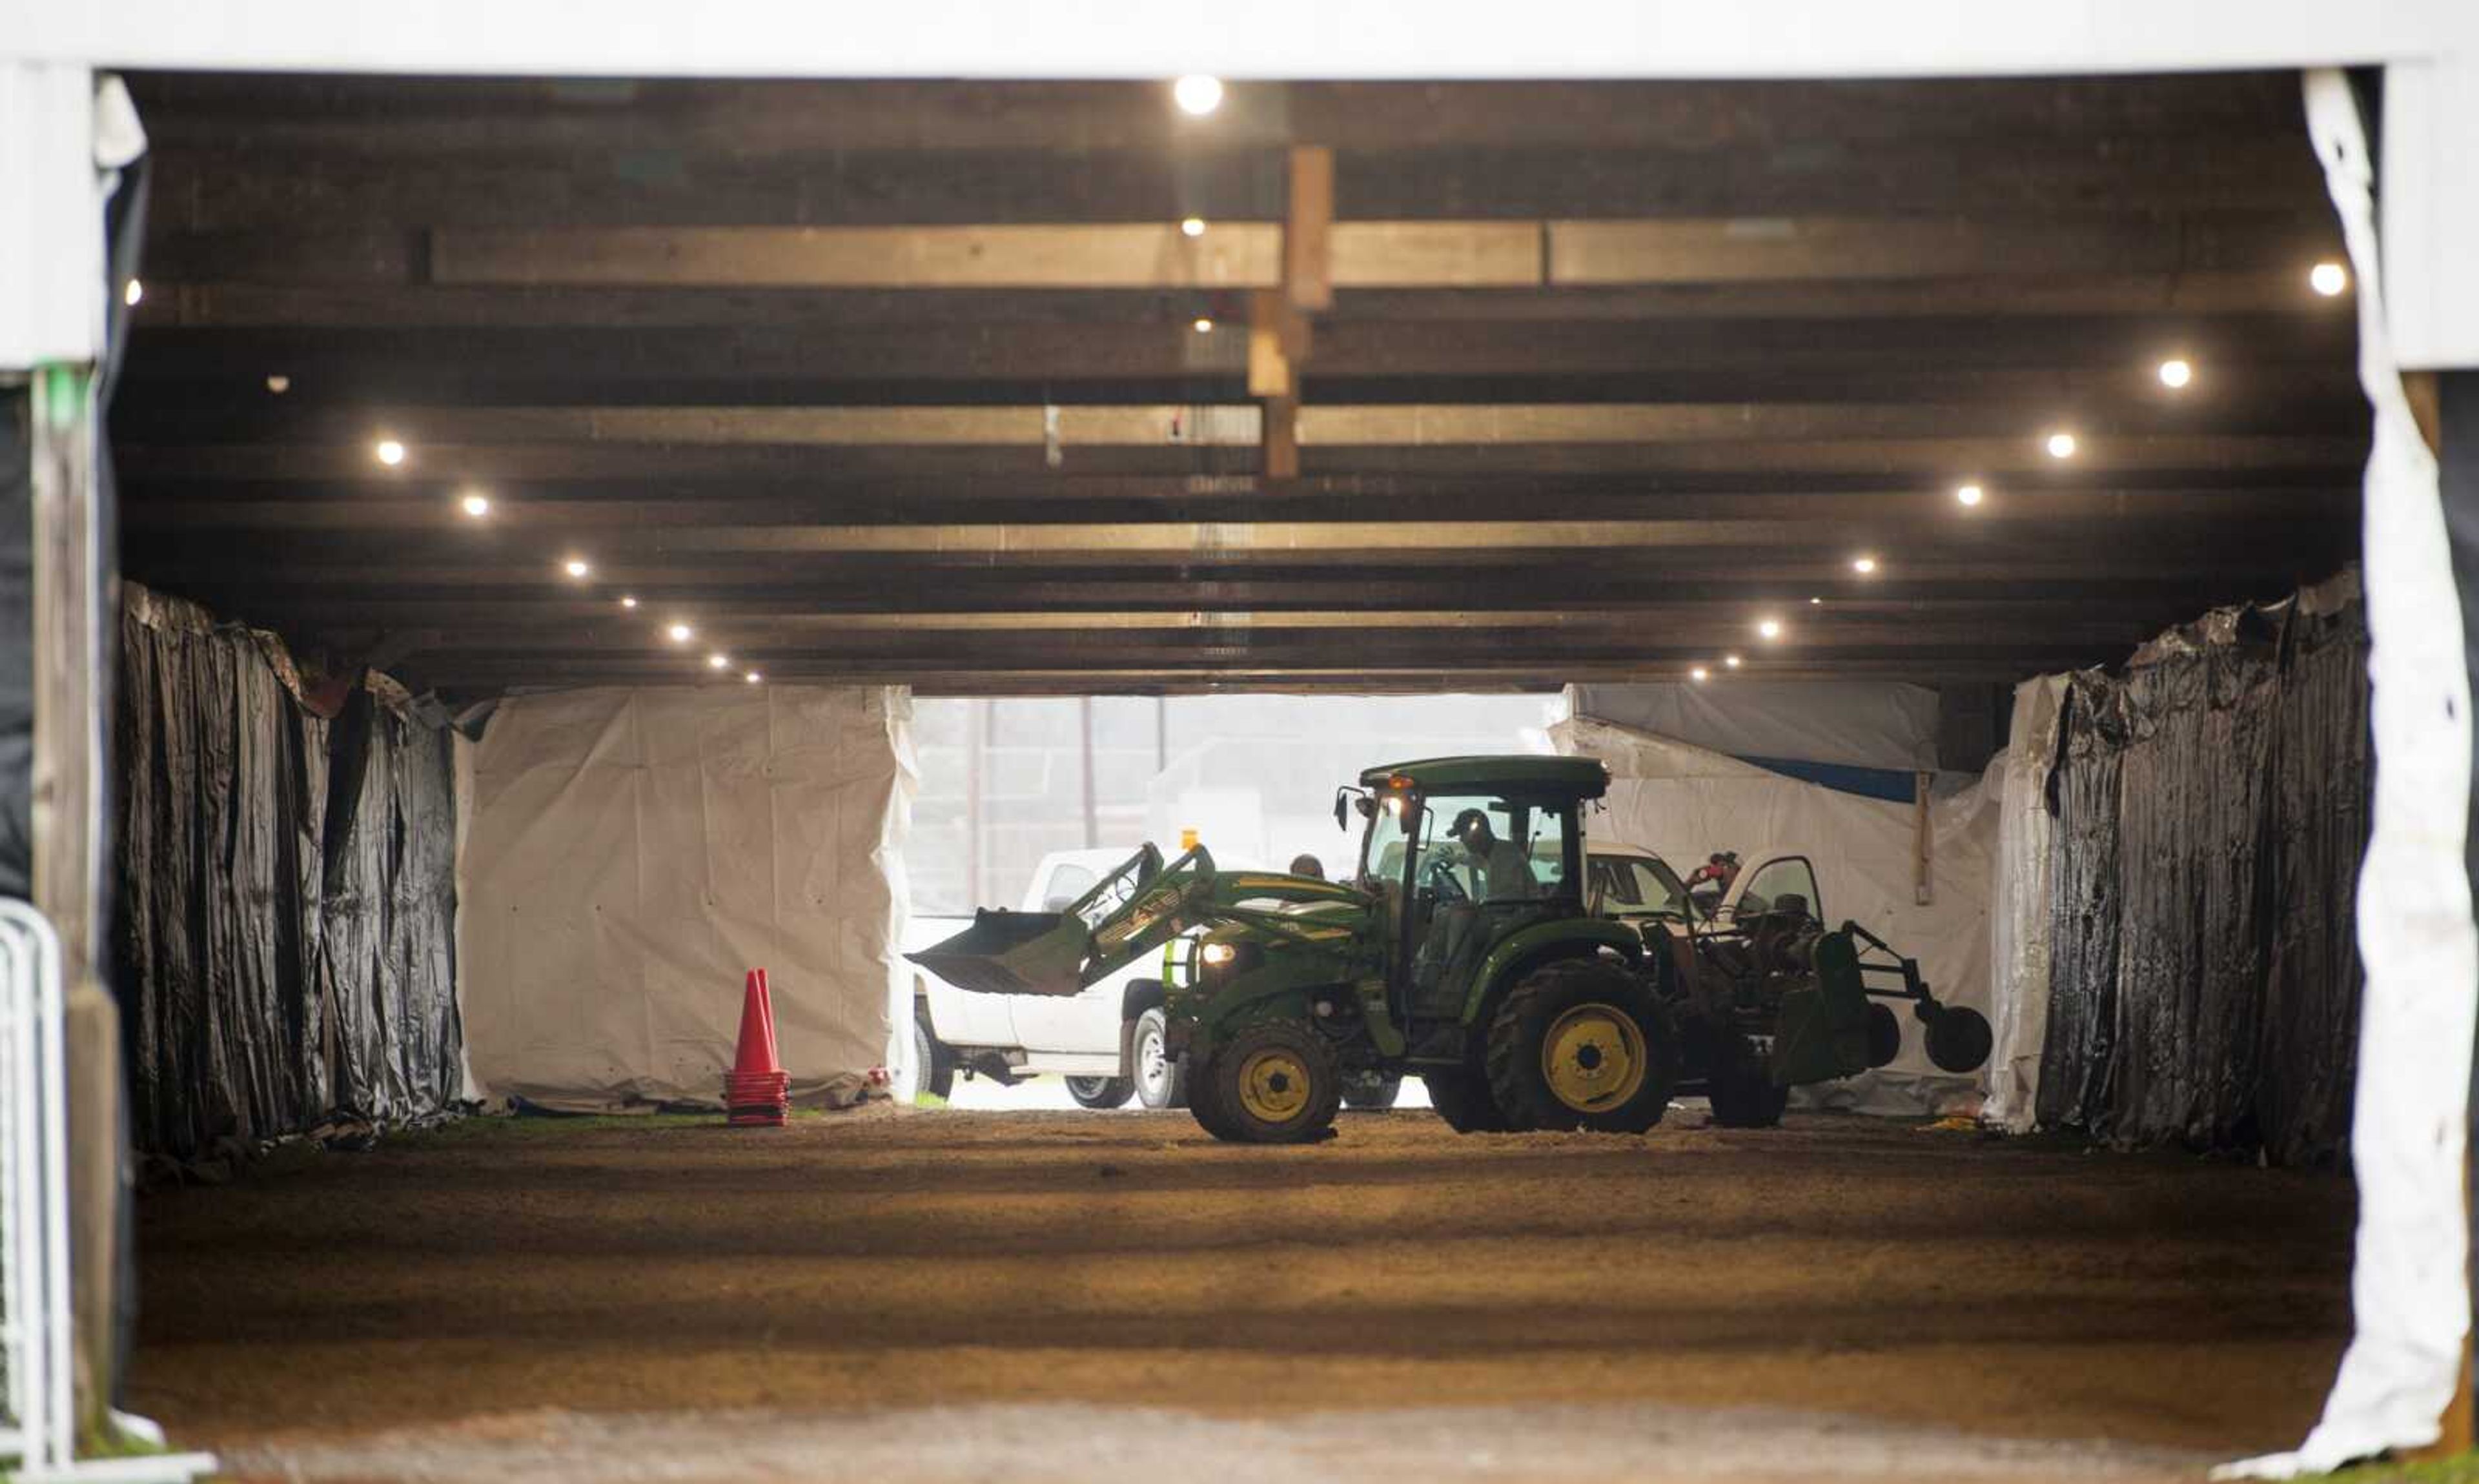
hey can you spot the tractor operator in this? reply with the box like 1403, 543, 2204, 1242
1447, 808, 1535, 901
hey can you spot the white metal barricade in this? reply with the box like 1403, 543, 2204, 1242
0, 900, 211, 1482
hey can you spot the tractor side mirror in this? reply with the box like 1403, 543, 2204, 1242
1333, 789, 1351, 830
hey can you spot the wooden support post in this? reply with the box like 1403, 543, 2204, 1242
1285, 146, 1334, 312
1263, 396, 1300, 480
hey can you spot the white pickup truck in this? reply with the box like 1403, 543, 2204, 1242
906, 848, 1199, 1110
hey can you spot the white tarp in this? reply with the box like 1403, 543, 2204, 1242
1552, 714, 1996, 1115
1562, 680, 1943, 773
457, 685, 914, 1112
2224, 72, 2476, 1479
1982, 674, 2066, 1133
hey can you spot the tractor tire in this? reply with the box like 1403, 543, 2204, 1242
1423, 1065, 1511, 1133
1132, 1008, 1187, 1110
1065, 1075, 1134, 1110
1707, 1047, 1790, 1128
1865, 1002, 1903, 1069
1189, 1020, 1342, 1144
1342, 1070, 1403, 1111
1923, 1005, 1994, 1074
1485, 958, 1677, 1135
913, 1013, 955, 1101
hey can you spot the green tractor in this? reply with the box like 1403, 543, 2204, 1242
909, 754, 1988, 1144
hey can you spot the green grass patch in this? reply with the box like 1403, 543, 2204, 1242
2307, 1452, 2479, 1484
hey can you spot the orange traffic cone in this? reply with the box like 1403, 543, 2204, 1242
725, 968, 790, 1127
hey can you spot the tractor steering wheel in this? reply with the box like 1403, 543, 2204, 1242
1425, 855, 1470, 904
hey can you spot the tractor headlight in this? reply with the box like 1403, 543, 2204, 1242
1196, 939, 1262, 986
1201, 942, 1237, 967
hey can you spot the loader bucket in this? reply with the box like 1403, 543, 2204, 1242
908, 908, 1092, 998
1769, 928, 1875, 1086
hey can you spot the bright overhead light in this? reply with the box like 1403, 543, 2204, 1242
265, 374, 291, 394
2309, 261, 2349, 297
1757, 617, 1782, 640
620, 595, 638, 610
666, 622, 693, 644
1689, 666, 1709, 682
123, 278, 143, 308
1809, 596, 1823, 605
744, 671, 763, 685
374, 438, 407, 467
2045, 431, 2078, 459
1192, 317, 1214, 334
1173, 75, 1224, 116
1852, 554, 1879, 574
2158, 358, 2193, 389
458, 491, 490, 518
1180, 217, 1207, 238
562, 556, 591, 579
1955, 483, 1984, 507
707, 653, 730, 670
1724, 654, 1742, 669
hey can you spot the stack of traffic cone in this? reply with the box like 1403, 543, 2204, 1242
724, 968, 790, 1127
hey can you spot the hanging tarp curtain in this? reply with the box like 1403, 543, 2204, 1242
114, 583, 462, 1159
2032, 575, 2368, 1166
456, 685, 914, 1112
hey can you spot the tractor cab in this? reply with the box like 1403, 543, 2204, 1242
1334, 755, 1609, 1024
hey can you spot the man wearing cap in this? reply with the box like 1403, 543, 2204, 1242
1446, 808, 1535, 902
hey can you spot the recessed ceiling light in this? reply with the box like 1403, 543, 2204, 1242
1810, 596, 1823, 605
1192, 317, 1214, 334
2045, 431, 2078, 459
2309, 261, 2349, 297
1689, 666, 1709, 682
666, 622, 693, 644
1955, 483, 1984, 507
2158, 358, 2193, 389
374, 438, 406, 467
1173, 75, 1225, 116
458, 491, 490, 518
1180, 217, 1207, 238
620, 595, 638, 610
265, 373, 291, 394
562, 557, 591, 579
1724, 654, 1742, 669
1757, 617, 1782, 640
707, 653, 730, 670
123, 278, 143, 307
744, 671, 764, 684
1852, 555, 1879, 574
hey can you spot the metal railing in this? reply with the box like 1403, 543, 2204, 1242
0, 899, 212, 1482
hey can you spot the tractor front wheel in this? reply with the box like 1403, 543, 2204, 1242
1486, 959, 1677, 1134
1188, 1020, 1342, 1144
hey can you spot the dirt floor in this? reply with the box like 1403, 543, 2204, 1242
129, 1105, 2357, 1483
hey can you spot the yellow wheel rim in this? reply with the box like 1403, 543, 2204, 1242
1540, 1003, 1648, 1113
1237, 1048, 1314, 1123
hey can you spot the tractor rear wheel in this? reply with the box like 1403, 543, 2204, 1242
1423, 1064, 1510, 1133
1485, 958, 1677, 1134
1190, 1020, 1342, 1144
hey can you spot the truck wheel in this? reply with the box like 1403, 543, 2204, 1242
1486, 958, 1677, 1134
1423, 1065, 1511, 1133
1707, 1047, 1790, 1128
1132, 1007, 1187, 1110
1065, 1075, 1134, 1110
913, 1013, 955, 1101
1192, 1020, 1341, 1144
1343, 1070, 1403, 1111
